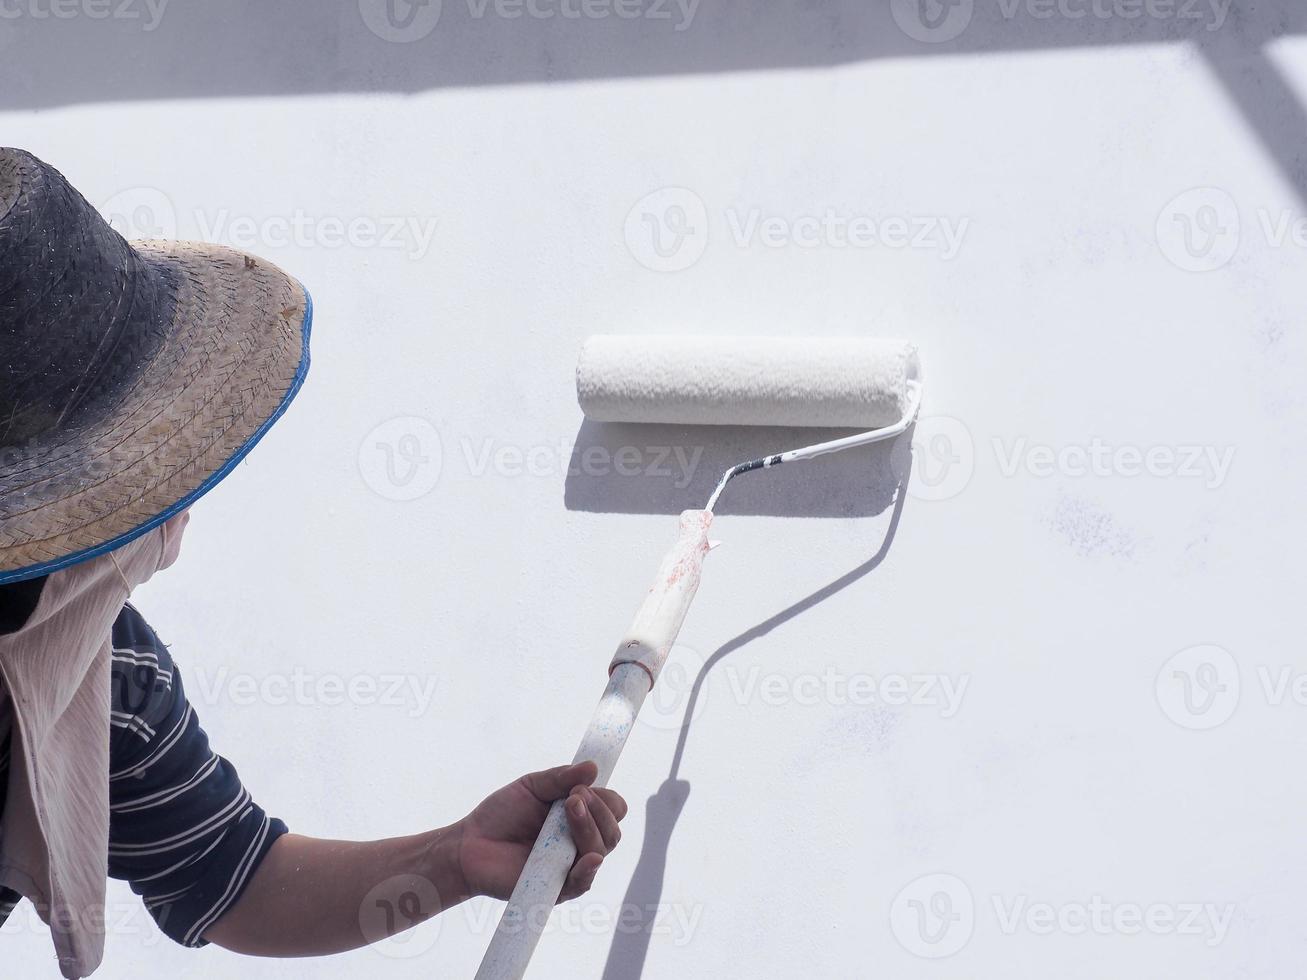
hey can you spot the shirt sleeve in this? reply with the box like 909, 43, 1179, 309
106, 603, 288, 948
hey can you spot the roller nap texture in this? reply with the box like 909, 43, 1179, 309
576, 334, 921, 428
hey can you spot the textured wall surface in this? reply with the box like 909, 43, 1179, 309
2, 2, 1304, 977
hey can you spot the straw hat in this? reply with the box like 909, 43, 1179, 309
0, 149, 312, 583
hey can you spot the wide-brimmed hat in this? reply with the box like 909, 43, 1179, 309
0, 149, 312, 583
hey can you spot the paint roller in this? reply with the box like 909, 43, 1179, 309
475, 334, 922, 979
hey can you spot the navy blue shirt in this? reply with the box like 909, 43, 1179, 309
0, 603, 288, 947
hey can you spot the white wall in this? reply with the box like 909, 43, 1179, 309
3, 2, 1305, 977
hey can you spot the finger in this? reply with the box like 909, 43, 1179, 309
592, 787, 628, 822
565, 787, 606, 857
519, 761, 599, 803
559, 852, 603, 902
581, 786, 622, 851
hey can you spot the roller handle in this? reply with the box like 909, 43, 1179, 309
475, 511, 714, 980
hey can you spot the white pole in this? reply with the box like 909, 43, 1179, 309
475, 511, 714, 980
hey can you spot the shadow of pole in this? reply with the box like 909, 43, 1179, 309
600, 462, 911, 980
1199, 33, 1307, 204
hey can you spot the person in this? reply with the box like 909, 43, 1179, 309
0, 148, 625, 978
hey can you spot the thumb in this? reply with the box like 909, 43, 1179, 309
519, 760, 598, 803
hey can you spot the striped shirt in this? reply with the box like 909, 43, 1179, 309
0, 603, 287, 947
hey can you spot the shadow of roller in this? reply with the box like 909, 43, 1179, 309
564, 417, 905, 517
600, 465, 911, 979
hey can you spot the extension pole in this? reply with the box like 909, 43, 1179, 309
475, 511, 713, 980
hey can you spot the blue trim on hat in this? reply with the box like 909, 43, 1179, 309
0, 285, 314, 585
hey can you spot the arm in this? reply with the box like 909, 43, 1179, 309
204, 761, 626, 957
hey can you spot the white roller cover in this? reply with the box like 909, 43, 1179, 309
576, 334, 921, 428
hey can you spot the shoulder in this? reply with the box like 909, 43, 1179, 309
109, 603, 178, 743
